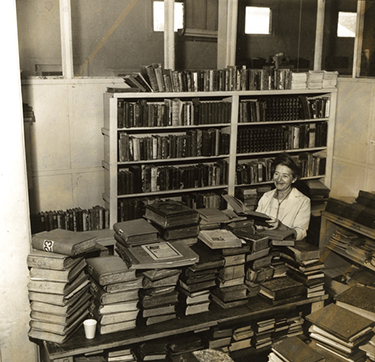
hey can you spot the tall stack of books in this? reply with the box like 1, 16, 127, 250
143, 200, 200, 245
307, 70, 324, 89
177, 241, 224, 315
86, 255, 142, 335
322, 70, 339, 89
305, 303, 375, 361
236, 187, 259, 211
207, 326, 233, 350
253, 317, 276, 350
291, 72, 308, 89
139, 268, 180, 325
27, 229, 98, 344
281, 240, 325, 299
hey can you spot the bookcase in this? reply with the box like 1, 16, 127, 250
319, 211, 375, 295
102, 89, 337, 229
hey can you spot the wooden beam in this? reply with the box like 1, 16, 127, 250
353, 0, 366, 78
59, 0, 74, 79
164, 0, 175, 70
314, 0, 325, 71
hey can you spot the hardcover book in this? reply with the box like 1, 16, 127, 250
102, 277, 143, 293
259, 275, 305, 301
156, 224, 200, 241
27, 250, 82, 271
113, 218, 158, 246
140, 290, 179, 309
305, 303, 375, 343
86, 255, 136, 286
99, 319, 137, 334
212, 284, 248, 302
141, 268, 181, 282
31, 228, 97, 256
188, 242, 225, 272
144, 200, 199, 229
142, 304, 176, 318
198, 229, 243, 249
284, 240, 321, 262
90, 280, 139, 305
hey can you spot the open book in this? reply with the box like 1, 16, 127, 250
222, 194, 271, 225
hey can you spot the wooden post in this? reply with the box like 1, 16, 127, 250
314, 0, 325, 71
164, 0, 175, 70
59, 0, 74, 79
353, 0, 366, 78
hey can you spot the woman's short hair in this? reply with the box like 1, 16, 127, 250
272, 152, 300, 178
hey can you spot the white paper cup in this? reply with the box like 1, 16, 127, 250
83, 319, 97, 339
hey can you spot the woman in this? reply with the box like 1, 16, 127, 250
256, 153, 311, 241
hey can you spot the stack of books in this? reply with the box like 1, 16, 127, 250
236, 187, 259, 211
269, 336, 325, 362
135, 340, 168, 361
86, 255, 142, 334
106, 347, 137, 362
291, 72, 308, 89
307, 70, 324, 89
166, 333, 204, 362
322, 70, 339, 89
197, 207, 233, 230
139, 268, 180, 325
282, 240, 325, 298
305, 303, 375, 361
252, 317, 276, 350
27, 229, 98, 344
143, 200, 200, 243
207, 326, 233, 350
177, 242, 224, 314
228, 325, 254, 352
359, 335, 375, 361
286, 311, 305, 338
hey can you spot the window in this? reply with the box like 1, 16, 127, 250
337, 11, 356, 38
153, 1, 184, 32
244, 6, 271, 35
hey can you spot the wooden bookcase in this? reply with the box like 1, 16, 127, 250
102, 89, 337, 228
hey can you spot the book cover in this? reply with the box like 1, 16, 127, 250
259, 275, 305, 301
218, 264, 245, 281
145, 313, 177, 326
198, 229, 242, 249
336, 285, 375, 321
142, 304, 176, 318
27, 250, 81, 271
89, 280, 139, 305
188, 242, 225, 271
178, 279, 216, 293
113, 218, 158, 245
89, 305, 139, 325
29, 258, 86, 283
141, 268, 181, 282
285, 240, 321, 262
144, 200, 199, 229
99, 319, 137, 334
143, 272, 181, 288
86, 255, 136, 286
212, 285, 248, 302
272, 336, 325, 362
97, 300, 139, 315
305, 303, 375, 343
210, 294, 248, 309
157, 224, 200, 241
31, 228, 97, 256
116, 240, 199, 269
102, 277, 143, 293
140, 290, 179, 309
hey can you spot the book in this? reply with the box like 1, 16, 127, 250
271, 336, 325, 362
29, 258, 86, 282
116, 240, 199, 269
27, 250, 82, 271
210, 294, 248, 309
157, 224, 200, 241
218, 264, 245, 281
90, 280, 140, 305
198, 229, 243, 249
188, 242, 225, 271
96, 300, 139, 314
90, 306, 139, 325
143, 272, 180, 288
259, 276, 305, 301
305, 303, 375, 343
178, 279, 216, 293
140, 290, 179, 309
141, 268, 181, 281
142, 304, 176, 318
102, 277, 143, 293
28, 326, 77, 344
31, 228, 97, 256
212, 284, 248, 302
284, 240, 321, 262
99, 319, 137, 334
336, 285, 375, 321
179, 301, 211, 316
86, 255, 136, 286
144, 200, 199, 229
145, 313, 177, 326
113, 218, 158, 246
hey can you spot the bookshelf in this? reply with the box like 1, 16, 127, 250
102, 89, 337, 229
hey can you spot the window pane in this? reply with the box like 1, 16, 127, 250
361, 2, 375, 77
237, 0, 316, 72
71, 0, 164, 77
245, 7, 270, 35
337, 12, 356, 37
16, 0, 62, 78
153, 1, 184, 32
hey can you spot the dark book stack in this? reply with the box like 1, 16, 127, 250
235, 187, 259, 211
285, 311, 304, 338
177, 241, 225, 315
359, 335, 375, 361
182, 191, 226, 211
86, 256, 142, 335
302, 179, 330, 214
106, 347, 137, 362
135, 340, 168, 361
139, 268, 181, 326
282, 240, 325, 299
228, 325, 254, 352
269, 336, 325, 362
197, 207, 234, 230
252, 317, 276, 350
166, 333, 205, 362
27, 229, 101, 344
305, 303, 375, 362
206, 326, 233, 350
144, 200, 200, 244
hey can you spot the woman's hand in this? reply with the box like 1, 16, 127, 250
265, 217, 279, 230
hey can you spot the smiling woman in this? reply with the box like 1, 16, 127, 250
256, 152, 311, 241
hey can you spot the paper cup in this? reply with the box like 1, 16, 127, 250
83, 319, 97, 339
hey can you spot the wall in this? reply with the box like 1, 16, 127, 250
329, 77, 375, 198
0, 1, 38, 361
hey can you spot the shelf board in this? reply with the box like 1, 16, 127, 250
117, 123, 231, 131
117, 155, 229, 165
238, 118, 329, 126
44, 294, 328, 360
236, 147, 326, 158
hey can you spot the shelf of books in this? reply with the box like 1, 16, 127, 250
103, 89, 337, 229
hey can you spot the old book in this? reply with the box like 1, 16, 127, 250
145, 313, 176, 326
179, 272, 216, 285
31, 228, 97, 256
116, 240, 199, 269
144, 200, 199, 229
258, 228, 295, 241
28, 327, 75, 344
218, 264, 245, 281
212, 284, 248, 302
29, 286, 91, 315
141, 268, 181, 281
305, 303, 375, 343
86, 255, 136, 286
216, 276, 244, 288
157, 224, 200, 241
97, 300, 139, 314
90, 280, 139, 305
336, 285, 375, 321
27, 250, 82, 271
272, 336, 325, 362
102, 277, 143, 293
30, 297, 91, 326
99, 319, 137, 334
284, 240, 321, 262
211, 294, 248, 309
27, 270, 89, 296
137, 341, 167, 361
246, 247, 270, 262
178, 289, 211, 305
90, 306, 139, 325
259, 276, 305, 301
142, 304, 176, 318
142, 272, 181, 288
113, 218, 158, 246
229, 338, 252, 352
178, 279, 216, 293
140, 290, 179, 309
198, 229, 242, 249
180, 301, 210, 316
188, 242, 225, 271
222, 253, 246, 266
29, 258, 86, 282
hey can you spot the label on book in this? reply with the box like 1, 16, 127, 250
42, 239, 55, 252
141, 242, 182, 261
